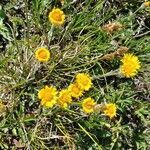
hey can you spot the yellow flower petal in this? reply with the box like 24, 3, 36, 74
48, 8, 65, 26
45, 101, 56, 108
119, 53, 141, 78
35, 48, 50, 62
68, 83, 84, 98
38, 86, 58, 108
75, 73, 92, 91
103, 103, 117, 119
82, 97, 96, 113
58, 89, 72, 108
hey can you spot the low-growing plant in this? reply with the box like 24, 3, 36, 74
0, 0, 149, 149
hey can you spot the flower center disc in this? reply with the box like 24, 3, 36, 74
52, 12, 62, 21
85, 102, 93, 109
38, 50, 47, 59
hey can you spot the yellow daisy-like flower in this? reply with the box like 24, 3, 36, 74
68, 83, 83, 98
58, 89, 72, 108
75, 73, 92, 91
119, 53, 141, 78
103, 103, 117, 119
82, 97, 96, 113
143, 1, 150, 7
35, 48, 50, 62
38, 86, 58, 108
48, 8, 65, 26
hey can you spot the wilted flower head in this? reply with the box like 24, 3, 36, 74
48, 8, 65, 26
0, 100, 6, 116
120, 53, 141, 78
143, 1, 150, 7
100, 46, 129, 61
103, 22, 122, 34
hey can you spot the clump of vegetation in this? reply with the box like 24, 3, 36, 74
0, 0, 150, 149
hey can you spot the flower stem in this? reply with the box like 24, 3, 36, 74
48, 25, 54, 46
93, 70, 119, 79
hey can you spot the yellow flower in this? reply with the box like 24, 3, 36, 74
38, 86, 57, 108
58, 89, 72, 108
35, 48, 50, 62
120, 53, 141, 78
68, 83, 83, 98
48, 8, 65, 26
103, 103, 117, 119
82, 97, 96, 113
143, 1, 150, 7
75, 73, 92, 91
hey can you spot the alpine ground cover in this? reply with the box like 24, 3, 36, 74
0, 0, 150, 149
